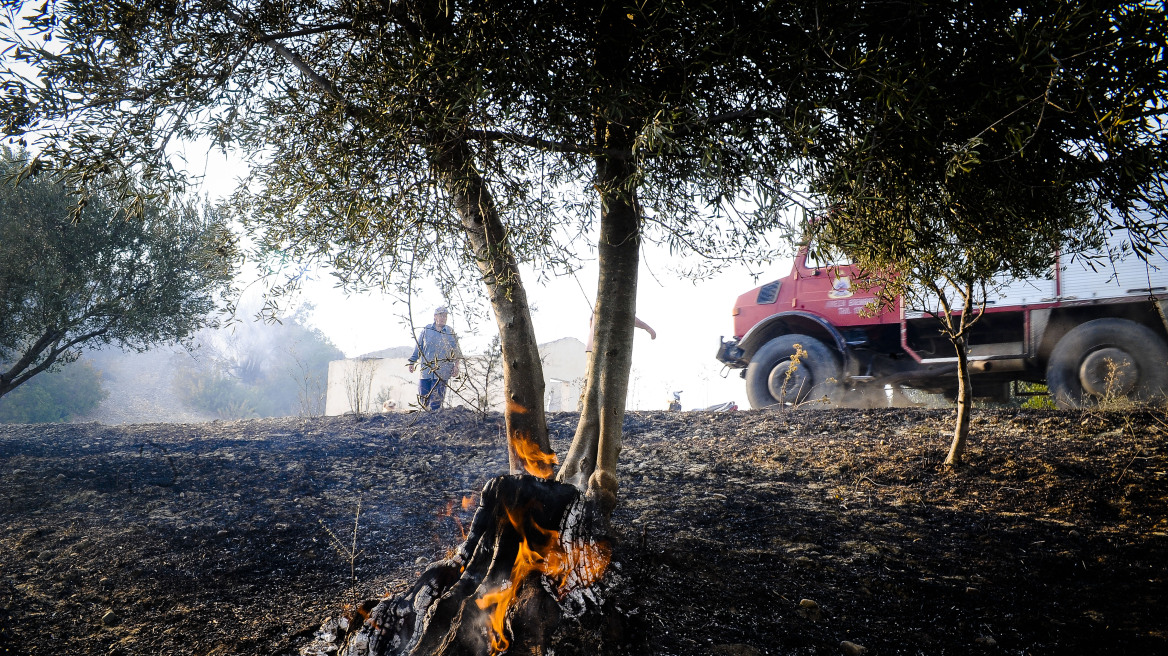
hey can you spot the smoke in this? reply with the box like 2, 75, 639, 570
78, 301, 342, 423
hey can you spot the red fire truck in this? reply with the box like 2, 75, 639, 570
716, 237, 1168, 409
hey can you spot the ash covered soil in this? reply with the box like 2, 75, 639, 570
2, 407, 1166, 656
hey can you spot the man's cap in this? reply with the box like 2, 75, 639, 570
434, 305, 448, 315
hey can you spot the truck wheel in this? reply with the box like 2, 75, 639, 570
745, 335, 841, 409
1045, 318, 1168, 409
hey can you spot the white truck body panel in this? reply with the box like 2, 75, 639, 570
905, 273, 1056, 319
987, 272, 1056, 307
1059, 231, 1168, 300
905, 229, 1168, 319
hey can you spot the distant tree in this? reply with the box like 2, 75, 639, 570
0, 359, 106, 423
800, 1, 1168, 465
283, 319, 346, 417
0, 148, 237, 399
172, 309, 344, 418
171, 358, 261, 420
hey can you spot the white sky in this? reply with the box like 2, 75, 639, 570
189, 144, 793, 411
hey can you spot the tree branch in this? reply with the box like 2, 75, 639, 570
463, 129, 625, 158
222, 8, 369, 120
669, 108, 763, 139
1, 330, 63, 392
463, 106, 766, 160
257, 22, 358, 42
0, 326, 108, 397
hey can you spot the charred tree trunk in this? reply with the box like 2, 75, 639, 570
430, 135, 551, 467
318, 475, 610, 656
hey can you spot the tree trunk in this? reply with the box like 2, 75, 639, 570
430, 136, 551, 468
255, 12, 551, 465
945, 339, 972, 466
313, 7, 641, 653
944, 282, 979, 467
557, 158, 640, 516
555, 2, 641, 517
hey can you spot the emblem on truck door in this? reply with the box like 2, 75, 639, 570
828, 276, 854, 299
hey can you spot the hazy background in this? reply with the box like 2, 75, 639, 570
191, 143, 794, 413
2, 142, 796, 424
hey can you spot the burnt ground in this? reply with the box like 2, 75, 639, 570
1, 407, 1166, 656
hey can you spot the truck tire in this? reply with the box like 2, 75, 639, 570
1045, 318, 1168, 409
745, 335, 841, 409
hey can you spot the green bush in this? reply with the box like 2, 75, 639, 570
1018, 382, 1056, 410
171, 365, 261, 419
0, 360, 108, 423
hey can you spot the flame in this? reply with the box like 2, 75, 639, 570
476, 584, 515, 652
510, 431, 558, 479
439, 494, 478, 541
475, 501, 612, 654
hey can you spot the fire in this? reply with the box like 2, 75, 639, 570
475, 501, 612, 654
439, 494, 479, 541
510, 431, 558, 479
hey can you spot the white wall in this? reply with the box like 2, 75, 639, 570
538, 337, 587, 411
325, 338, 587, 415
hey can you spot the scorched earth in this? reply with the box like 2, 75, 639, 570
1, 406, 1166, 655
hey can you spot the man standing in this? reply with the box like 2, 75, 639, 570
407, 306, 463, 411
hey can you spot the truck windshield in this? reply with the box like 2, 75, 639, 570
804, 244, 853, 270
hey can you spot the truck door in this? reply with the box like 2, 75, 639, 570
795, 246, 887, 325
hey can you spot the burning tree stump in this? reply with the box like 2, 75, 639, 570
320, 474, 612, 656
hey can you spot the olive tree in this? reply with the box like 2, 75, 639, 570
798, 0, 1168, 464
0, 147, 236, 399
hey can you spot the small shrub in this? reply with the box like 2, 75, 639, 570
1017, 382, 1056, 410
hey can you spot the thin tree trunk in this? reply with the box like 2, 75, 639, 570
558, 158, 640, 516
944, 286, 976, 467
431, 136, 550, 466
558, 357, 601, 487
945, 336, 972, 466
